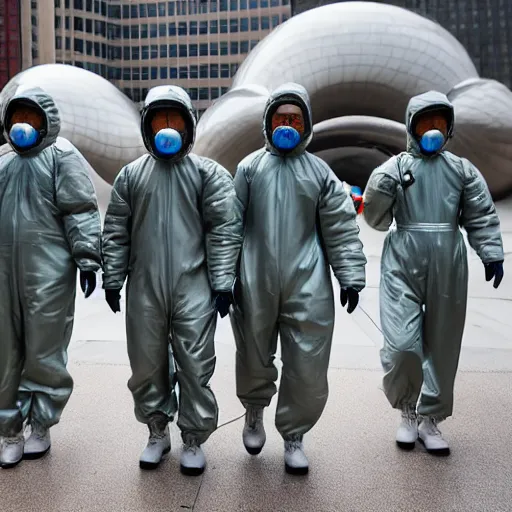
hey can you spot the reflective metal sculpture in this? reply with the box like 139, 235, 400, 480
1, 1, 512, 199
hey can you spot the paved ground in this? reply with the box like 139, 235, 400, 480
1, 199, 511, 512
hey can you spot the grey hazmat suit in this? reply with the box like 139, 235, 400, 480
230, 83, 367, 439
364, 91, 504, 420
102, 86, 243, 444
0, 87, 102, 437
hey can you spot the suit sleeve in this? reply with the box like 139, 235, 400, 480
55, 146, 102, 272
318, 169, 367, 291
101, 167, 132, 289
202, 159, 244, 292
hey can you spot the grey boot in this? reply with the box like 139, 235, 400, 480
284, 435, 309, 475
180, 437, 206, 476
396, 404, 418, 450
24, 422, 51, 460
140, 414, 171, 470
242, 406, 266, 455
0, 432, 25, 469
418, 416, 450, 456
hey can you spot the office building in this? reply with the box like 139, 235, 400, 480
291, 0, 512, 89
20, 0, 291, 115
0, 0, 22, 90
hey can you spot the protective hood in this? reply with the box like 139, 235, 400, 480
140, 85, 196, 162
405, 90, 454, 157
1, 86, 60, 156
263, 82, 313, 157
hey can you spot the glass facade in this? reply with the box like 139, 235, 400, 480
291, 0, 512, 88
27, 0, 291, 113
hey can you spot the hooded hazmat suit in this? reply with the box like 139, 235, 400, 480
0, 87, 102, 437
230, 83, 367, 439
364, 91, 504, 420
101, 86, 243, 444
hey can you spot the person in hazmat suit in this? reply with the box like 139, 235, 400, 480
102, 85, 243, 476
230, 83, 367, 475
364, 90, 504, 455
0, 87, 102, 469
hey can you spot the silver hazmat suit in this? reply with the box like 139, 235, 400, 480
0, 87, 102, 437
102, 86, 243, 444
230, 83, 367, 439
364, 90, 504, 420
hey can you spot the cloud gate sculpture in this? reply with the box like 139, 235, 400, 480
1, 1, 512, 201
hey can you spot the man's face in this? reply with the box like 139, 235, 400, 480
271, 104, 305, 136
9, 106, 44, 131
414, 111, 449, 138
150, 108, 187, 135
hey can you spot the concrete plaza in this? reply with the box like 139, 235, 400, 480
1, 199, 511, 512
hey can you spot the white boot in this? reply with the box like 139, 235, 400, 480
284, 436, 309, 475
418, 416, 450, 455
0, 432, 24, 469
24, 422, 51, 460
396, 404, 418, 450
139, 415, 171, 470
180, 438, 206, 476
242, 406, 266, 455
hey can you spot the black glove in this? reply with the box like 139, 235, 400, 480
213, 291, 233, 318
340, 288, 359, 314
79, 271, 96, 299
484, 261, 504, 289
105, 288, 122, 313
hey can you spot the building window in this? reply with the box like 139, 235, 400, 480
132, 68, 140, 80
139, 4, 147, 17
272, 15, 279, 28
55, 16, 62, 29
74, 38, 84, 53
170, 67, 178, 78
210, 64, 219, 78
230, 19, 238, 32
179, 44, 188, 57
74, 0, 84, 9
231, 63, 239, 76
86, 40, 93, 55
220, 0, 228, 11
189, 44, 198, 57
261, 16, 270, 30
148, 4, 157, 17
230, 41, 239, 54
190, 65, 198, 78
220, 41, 228, 55
282, 14, 288, 22
159, 2, 167, 16
160, 67, 168, 79
210, 20, 218, 34
55, 36, 62, 50
199, 20, 208, 34
168, 2, 175, 15
190, 21, 198, 35
210, 42, 219, 55
221, 63, 229, 77
160, 45, 168, 58
200, 64, 208, 78
189, 88, 198, 100
85, 18, 93, 33
251, 17, 259, 30
150, 24, 158, 37
240, 40, 249, 53
211, 88, 220, 100
122, 5, 129, 18
249, 0, 257, 8
221, 87, 229, 95
179, 66, 188, 79
199, 43, 208, 56
199, 88, 209, 100
220, 19, 228, 33
151, 67, 158, 80
230, 0, 238, 9
131, 26, 140, 38
271, 0, 279, 5
141, 46, 148, 59
151, 45, 158, 58
240, 18, 249, 31
169, 23, 176, 36
65, 16, 70, 29
65, 37, 71, 50
261, 0, 269, 7
74, 17, 84, 31
142, 67, 149, 80
178, 22, 187, 35
141, 24, 148, 38
170, 44, 177, 57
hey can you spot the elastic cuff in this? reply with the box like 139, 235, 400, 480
0, 409, 23, 437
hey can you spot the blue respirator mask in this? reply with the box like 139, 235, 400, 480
154, 128, 183, 156
9, 123, 39, 149
272, 126, 301, 151
419, 129, 445, 155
